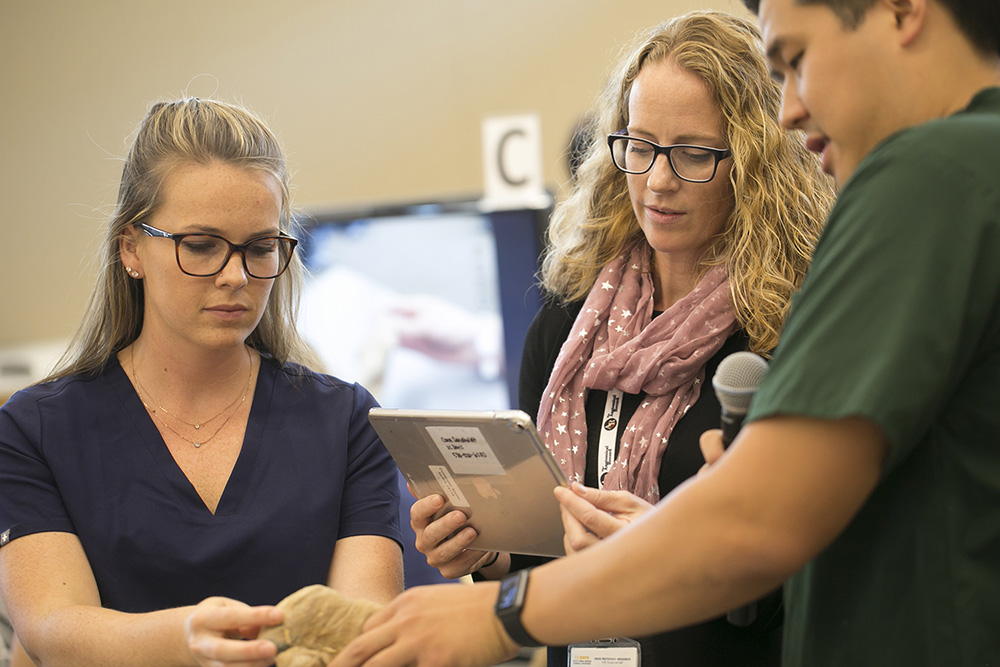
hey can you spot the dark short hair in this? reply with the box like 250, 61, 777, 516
742, 0, 1000, 55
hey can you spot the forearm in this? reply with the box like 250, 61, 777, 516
519, 416, 885, 646
2, 533, 197, 667
23, 605, 193, 667
329, 536, 404, 604
523, 477, 791, 644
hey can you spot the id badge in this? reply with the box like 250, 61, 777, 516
568, 637, 641, 667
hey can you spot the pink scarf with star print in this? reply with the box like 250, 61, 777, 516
535, 244, 736, 502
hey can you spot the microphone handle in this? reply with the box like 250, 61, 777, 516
719, 407, 758, 625
727, 602, 758, 627
720, 409, 745, 449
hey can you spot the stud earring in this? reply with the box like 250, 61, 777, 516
125, 266, 140, 279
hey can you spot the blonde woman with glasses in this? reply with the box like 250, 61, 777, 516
407, 11, 834, 667
0, 98, 403, 667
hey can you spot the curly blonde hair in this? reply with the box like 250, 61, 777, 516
541, 10, 835, 355
45, 98, 322, 381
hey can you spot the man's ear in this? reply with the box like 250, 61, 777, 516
883, 0, 927, 46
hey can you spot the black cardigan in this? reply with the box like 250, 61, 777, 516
510, 299, 782, 667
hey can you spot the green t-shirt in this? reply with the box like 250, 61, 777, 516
747, 88, 1000, 666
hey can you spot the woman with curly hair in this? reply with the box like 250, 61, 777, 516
409, 10, 834, 667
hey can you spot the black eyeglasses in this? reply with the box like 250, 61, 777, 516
607, 130, 732, 183
138, 223, 298, 279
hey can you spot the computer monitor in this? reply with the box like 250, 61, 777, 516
296, 198, 548, 411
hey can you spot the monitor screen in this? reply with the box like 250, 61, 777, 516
296, 199, 548, 411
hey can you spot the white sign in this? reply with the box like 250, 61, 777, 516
480, 113, 550, 211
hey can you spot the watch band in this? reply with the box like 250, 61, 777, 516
495, 569, 543, 648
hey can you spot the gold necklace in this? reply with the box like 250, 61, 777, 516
131, 346, 252, 430
130, 347, 253, 448
142, 395, 242, 448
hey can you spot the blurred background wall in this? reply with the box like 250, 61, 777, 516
0, 0, 751, 353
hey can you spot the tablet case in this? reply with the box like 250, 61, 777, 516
368, 408, 568, 557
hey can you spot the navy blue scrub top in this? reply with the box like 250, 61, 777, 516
0, 355, 402, 613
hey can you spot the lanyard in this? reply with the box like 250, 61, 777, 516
597, 389, 623, 489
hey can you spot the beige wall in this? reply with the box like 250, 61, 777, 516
0, 0, 752, 347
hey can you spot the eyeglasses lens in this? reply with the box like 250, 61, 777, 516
611, 137, 717, 182
177, 236, 293, 278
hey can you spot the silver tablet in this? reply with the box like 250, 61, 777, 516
368, 408, 568, 557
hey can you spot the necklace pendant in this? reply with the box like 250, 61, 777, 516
194, 442, 201, 448
194, 424, 201, 429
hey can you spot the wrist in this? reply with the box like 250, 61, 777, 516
494, 569, 543, 648
473, 552, 510, 582
479, 551, 500, 571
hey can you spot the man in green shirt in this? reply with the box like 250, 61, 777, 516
329, 2, 1000, 665
738, 0, 1000, 663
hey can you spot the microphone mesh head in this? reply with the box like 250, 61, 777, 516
712, 351, 769, 413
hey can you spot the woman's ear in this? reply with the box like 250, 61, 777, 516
119, 224, 143, 279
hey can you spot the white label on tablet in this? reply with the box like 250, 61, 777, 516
426, 426, 506, 476
429, 465, 470, 507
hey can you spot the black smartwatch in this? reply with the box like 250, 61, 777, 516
495, 568, 543, 647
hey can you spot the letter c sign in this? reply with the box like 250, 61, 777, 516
481, 113, 547, 211
497, 128, 529, 186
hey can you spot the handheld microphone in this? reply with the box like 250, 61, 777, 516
712, 351, 769, 628
712, 351, 769, 449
